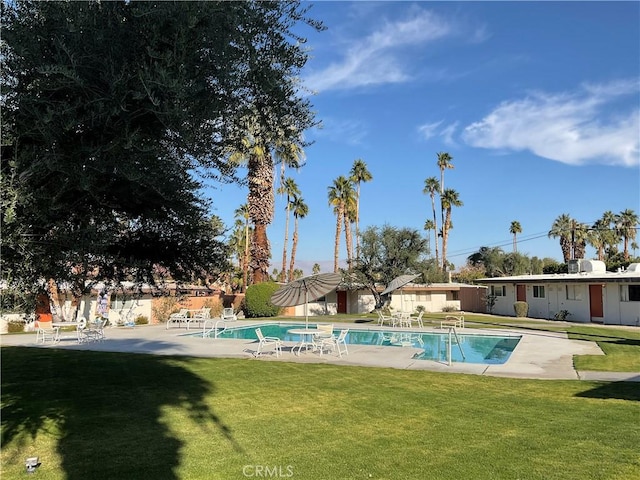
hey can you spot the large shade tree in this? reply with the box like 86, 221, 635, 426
350, 225, 429, 309
1, 1, 323, 311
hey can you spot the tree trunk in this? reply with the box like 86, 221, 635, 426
344, 214, 353, 268
288, 217, 299, 282
442, 209, 451, 271
333, 206, 343, 273
431, 195, 440, 270
248, 150, 274, 283
281, 202, 290, 282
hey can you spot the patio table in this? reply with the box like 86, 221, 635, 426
287, 328, 323, 356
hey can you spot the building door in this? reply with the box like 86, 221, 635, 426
589, 284, 604, 321
337, 290, 347, 314
516, 284, 526, 302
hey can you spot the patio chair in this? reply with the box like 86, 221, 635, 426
86, 318, 107, 341
36, 321, 60, 344
76, 317, 91, 343
313, 323, 333, 349
317, 329, 349, 358
409, 311, 424, 328
376, 310, 392, 326
255, 327, 283, 357
166, 309, 189, 329
221, 308, 237, 322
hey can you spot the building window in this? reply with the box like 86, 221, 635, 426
451, 291, 459, 300
533, 285, 545, 298
490, 285, 506, 297
566, 285, 582, 301
620, 285, 640, 302
417, 293, 431, 302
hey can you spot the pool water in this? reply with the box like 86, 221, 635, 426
193, 323, 521, 365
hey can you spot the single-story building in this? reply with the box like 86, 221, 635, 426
478, 260, 640, 326
288, 282, 487, 317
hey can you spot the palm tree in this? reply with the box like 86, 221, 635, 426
349, 159, 373, 259
228, 112, 305, 284
328, 176, 354, 273
573, 222, 590, 260
440, 188, 463, 271
509, 221, 522, 253
233, 204, 251, 291
312, 263, 321, 275
436, 152, 454, 234
423, 176, 440, 270
589, 217, 611, 261
548, 214, 574, 263
343, 194, 357, 267
276, 177, 300, 282
288, 196, 308, 282
618, 209, 639, 260
423, 219, 435, 257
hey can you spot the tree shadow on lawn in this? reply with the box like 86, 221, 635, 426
1, 345, 244, 479
575, 381, 640, 402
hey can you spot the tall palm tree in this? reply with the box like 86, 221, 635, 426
423, 176, 440, 270
288, 196, 308, 282
618, 209, 639, 261
572, 222, 590, 260
233, 203, 251, 291
276, 177, 300, 282
228, 112, 305, 284
509, 221, 522, 253
343, 194, 357, 267
436, 152, 454, 234
548, 214, 574, 263
423, 219, 435, 257
440, 188, 463, 271
349, 159, 373, 259
328, 176, 354, 273
589, 216, 612, 261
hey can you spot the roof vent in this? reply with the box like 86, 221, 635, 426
580, 260, 606, 273
567, 260, 580, 274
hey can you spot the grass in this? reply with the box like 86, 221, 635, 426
2, 346, 639, 479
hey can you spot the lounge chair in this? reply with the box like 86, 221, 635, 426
408, 311, 424, 328
86, 318, 107, 341
317, 329, 349, 357
166, 309, 189, 329
187, 307, 211, 330
255, 327, 283, 357
36, 321, 60, 343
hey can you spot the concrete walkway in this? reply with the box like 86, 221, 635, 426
2, 322, 639, 382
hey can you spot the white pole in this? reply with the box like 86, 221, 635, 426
447, 328, 452, 366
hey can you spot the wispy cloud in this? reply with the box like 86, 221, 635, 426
310, 117, 368, 146
417, 120, 459, 147
462, 80, 640, 167
304, 8, 455, 92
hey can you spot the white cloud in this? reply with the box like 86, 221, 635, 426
305, 9, 453, 92
417, 121, 443, 140
311, 117, 368, 146
462, 80, 640, 167
417, 120, 458, 146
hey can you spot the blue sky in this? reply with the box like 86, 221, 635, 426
209, 1, 640, 275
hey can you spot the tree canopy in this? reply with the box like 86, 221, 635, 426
1, 0, 322, 299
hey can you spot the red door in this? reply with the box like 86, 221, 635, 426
589, 285, 604, 320
516, 285, 526, 302
337, 291, 347, 314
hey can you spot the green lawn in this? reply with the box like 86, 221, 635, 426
2, 347, 639, 479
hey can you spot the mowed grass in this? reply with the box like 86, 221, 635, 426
2, 347, 639, 479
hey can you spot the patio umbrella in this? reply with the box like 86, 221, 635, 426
380, 273, 421, 312
270, 272, 343, 329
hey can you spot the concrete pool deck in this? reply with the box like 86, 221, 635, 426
2, 321, 639, 382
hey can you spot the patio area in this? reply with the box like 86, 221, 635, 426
3, 321, 638, 381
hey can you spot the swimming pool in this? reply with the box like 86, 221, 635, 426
190, 323, 521, 365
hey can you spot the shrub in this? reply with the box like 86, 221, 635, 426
554, 310, 572, 321
152, 296, 180, 324
244, 282, 281, 318
415, 305, 425, 313
202, 298, 223, 318
7, 320, 25, 333
134, 315, 149, 325
514, 301, 529, 317
442, 305, 457, 313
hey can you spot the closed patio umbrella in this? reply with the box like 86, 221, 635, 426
381, 273, 421, 312
270, 272, 343, 329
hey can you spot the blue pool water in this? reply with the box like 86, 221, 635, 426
190, 323, 521, 365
